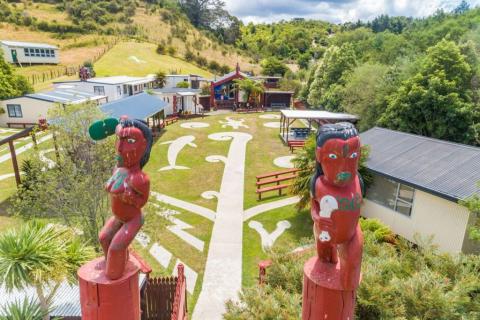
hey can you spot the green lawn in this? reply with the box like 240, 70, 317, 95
145, 113, 295, 211
132, 202, 213, 312
94, 42, 213, 78
242, 205, 312, 288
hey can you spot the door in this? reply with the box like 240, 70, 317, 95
11, 49, 18, 63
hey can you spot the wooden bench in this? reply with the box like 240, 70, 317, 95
7, 122, 36, 128
288, 140, 305, 152
256, 174, 298, 187
236, 108, 264, 113
165, 117, 178, 126
256, 168, 299, 181
256, 168, 299, 200
256, 184, 290, 200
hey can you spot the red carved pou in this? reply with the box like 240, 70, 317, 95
99, 117, 153, 280
302, 122, 364, 320
79, 116, 153, 320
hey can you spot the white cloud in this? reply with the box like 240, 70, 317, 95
223, 0, 480, 24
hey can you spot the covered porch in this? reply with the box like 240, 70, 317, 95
279, 109, 359, 143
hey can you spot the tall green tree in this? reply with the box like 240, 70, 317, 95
307, 43, 356, 111
0, 221, 95, 319
379, 39, 479, 144
11, 102, 116, 247
234, 78, 264, 106
260, 57, 289, 76
342, 63, 390, 131
0, 52, 32, 100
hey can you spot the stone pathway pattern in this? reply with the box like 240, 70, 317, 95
144, 117, 300, 319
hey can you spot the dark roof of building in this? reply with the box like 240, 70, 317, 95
360, 127, 480, 201
100, 92, 166, 120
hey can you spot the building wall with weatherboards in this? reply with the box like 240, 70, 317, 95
0, 97, 53, 127
1, 43, 59, 64
362, 173, 475, 254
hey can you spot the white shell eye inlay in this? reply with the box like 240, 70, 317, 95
350, 152, 358, 159
127, 138, 136, 144
328, 153, 337, 159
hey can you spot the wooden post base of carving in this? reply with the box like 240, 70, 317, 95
78, 257, 141, 320
302, 256, 356, 320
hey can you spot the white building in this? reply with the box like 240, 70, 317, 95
1, 40, 59, 65
0, 89, 106, 127
151, 88, 201, 116
54, 76, 157, 103
165, 74, 208, 89
360, 127, 480, 254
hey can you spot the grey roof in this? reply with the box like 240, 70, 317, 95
26, 89, 105, 104
152, 88, 201, 94
360, 127, 480, 201
100, 92, 167, 120
0, 274, 146, 317
1, 40, 58, 49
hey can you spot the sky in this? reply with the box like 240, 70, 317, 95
224, 0, 480, 24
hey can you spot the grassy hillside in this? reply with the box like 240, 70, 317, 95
94, 42, 213, 78
3, 1, 258, 91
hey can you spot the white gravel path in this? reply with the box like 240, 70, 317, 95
193, 132, 252, 320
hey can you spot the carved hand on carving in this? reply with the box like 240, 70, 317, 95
318, 195, 338, 243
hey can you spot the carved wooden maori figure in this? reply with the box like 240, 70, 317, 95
302, 122, 364, 320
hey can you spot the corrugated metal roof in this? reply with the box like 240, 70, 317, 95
360, 127, 480, 201
100, 92, 166, 120
26, 89, 105, 104
281, 109, 359, 121
86, 76, 155, 85
0, 274, 146, 317
153, 88, 201, 94
1, 40, 58, 49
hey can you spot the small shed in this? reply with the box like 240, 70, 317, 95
279, 109, 359, 142
100, 92, 167, 133
1, 40, 59, 65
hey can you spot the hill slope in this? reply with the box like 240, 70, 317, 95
94, 42, 213, 78
2, 1, 257, 91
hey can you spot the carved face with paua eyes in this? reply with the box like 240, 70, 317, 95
314, 123, 361, 187
115, 124, 147, 168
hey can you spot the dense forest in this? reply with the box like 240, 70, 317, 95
246, 2, 479, 146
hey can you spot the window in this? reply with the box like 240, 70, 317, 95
50, 49, 55, 57
7, 104, 22, 118
123, 85, 127, 94
40, 49, 45, 57
94, 86, 105, 96
46, 50, 51, 57
29, 48, 35, 56
35, 49, 40, 57
24, 48, 29, 56
117, 86, 121, 96
367, 174, 415, 216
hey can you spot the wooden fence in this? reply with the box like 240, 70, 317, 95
25, 38, 119, 86
141, 264, 187, 320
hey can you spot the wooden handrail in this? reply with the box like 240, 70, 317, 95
171, 264, 187, 320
